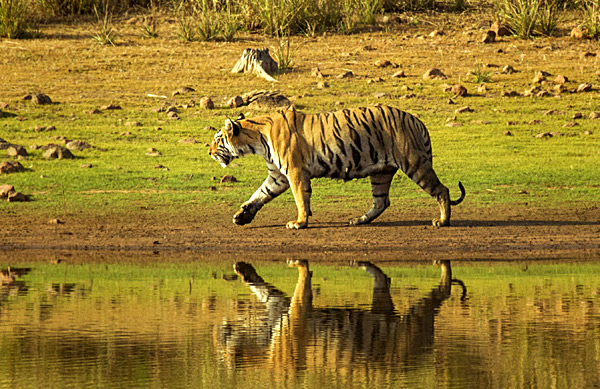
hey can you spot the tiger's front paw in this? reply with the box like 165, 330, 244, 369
233, 205, 257, 225
286, 220, 308, 229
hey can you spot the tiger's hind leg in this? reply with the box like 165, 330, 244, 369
407, 163, 452, 227
349, 172, 396, 226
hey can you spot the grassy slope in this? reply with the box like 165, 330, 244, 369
0, 10, 599, 219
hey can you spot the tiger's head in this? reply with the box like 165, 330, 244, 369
209, 114, 246, 168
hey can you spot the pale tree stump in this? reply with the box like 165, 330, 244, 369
231, 48, 279, 82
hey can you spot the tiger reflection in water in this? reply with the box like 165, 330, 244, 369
214, 260, 466, 382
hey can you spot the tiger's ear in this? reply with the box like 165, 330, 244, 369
236, 113, 245, 120
224, 118, 240, 137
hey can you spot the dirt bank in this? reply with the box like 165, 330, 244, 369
1, 205, 598, 264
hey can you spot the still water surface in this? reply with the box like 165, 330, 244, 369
1, 260, 599, 388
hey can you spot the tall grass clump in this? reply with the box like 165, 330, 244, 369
175, 0, 240, 42
581, 0, 600, 38
498, 0, 562, 38
0, 0, 31, 38
91, 1, 117, 45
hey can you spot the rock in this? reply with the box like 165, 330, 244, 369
48, 218, 63, 224
374, 59, 392, 68
423, 68, 446, 80
504, 130, 513, 136
0, 161, 24, 173
576, 83, 592, 93
482, 30, 496, 43
573, 112, 583, 120
227, 96, 244, 108
391, 70, 406, 78
536, 90, 550, 97
584, 130, 593, 135
554, 84, 567, 93
532, 73, 546, 84
101, 104, 122, 110
146, 147, 161, 156
367, 77, 384, 84
554, 75, 568, 84
502, 65, 515, 74
446, 121, 463, 127
507, 121, 518, 126
66, 140, 91, 151
31, 93, 52, 105
220, 175, 237, 183
0, 184, 14, 197
491, 21, 511, 37
200, 96, 214, 109
80, 164, 92, 168
317, 81, 329, 89
7, 191, 29, 202
501, 91, 520, 97
455, 106, 473, 114
563, 121, 578, 127
167, 111, 179, 120
247, 93, 291, 110
529, 120, 543, 125
311, 67, 324, 78
523, 86, 541, 97
172, 86, 195, 96
570, 27, 584, 39
166, 106, 178, 114
154, 164, 169, 170
336, 70, 354, 79
7, 145, 28, 157
231, 48, 279, 82
589, 112, 600, 119
452, 84, 467, 97
87, 108, 102, 114
535, 132, 553, 138
582, 52, 597, 58
125, 121, 142, 127
43, 146, 74, 159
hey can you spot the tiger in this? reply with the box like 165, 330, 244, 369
209, 104, 465, 229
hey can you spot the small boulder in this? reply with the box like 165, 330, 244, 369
554, 75, 568, 84
491, 22, 511, 37
311, 66, 324, 78
66, 140, 91, 151
101, 104, 122, 110
200, 96, 214, 109
7, 145, 28, 157
391, 70, 406, 78
7, 191, 29, 202
502, 65, 515, 74
227, 96, 244, 108
336, 70, 354, 79
220, 175, 238, 183
172, 86, 195, 96
43, 146, 74, 159
589, 112, 600, 119
0, 160, 25, 173
482, 30, 496, 43
452, 84, 467, 97
423, 68, 446, 80
374, 59, 392, 68
0, 184, 14, 197
576, 83, 592, 93
32, 93, 52, 105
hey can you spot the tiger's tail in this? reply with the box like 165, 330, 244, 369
450, 182, 466, 206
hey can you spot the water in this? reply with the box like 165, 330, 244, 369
1, 261, 599, 388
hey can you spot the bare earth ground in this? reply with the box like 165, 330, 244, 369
1, 204, 598, 264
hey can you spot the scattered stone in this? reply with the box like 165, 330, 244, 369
66, 140, 91, 151
179, 138, 199, 144
227, 96, 244, 108
87, 108, 102, 114
491, 22, 511, 37
0, 160, 25, 173
589, 112, 600, 119
167, 111, 179, 120
183, 100, 195, 109
172, 86, 196, 96
391, 70, 406, 78
504, 130, 513, 136
120, 131, 132, 136
501, 90, 520, 97
220, 175, 237, 183
125, 121, 142, 127
7, 191, 29, 202
80, 164, 92, 168
200, 96, 214, 109
154, 164, 169, 170
246, 92, 291, 110
0, 184, 14, 197
532, 73, 546, 84
146, 147, 161, 156
529, 120, 543, 125
536, 90, 550, 97
455, 106, 473, 114
166, 106, 178, 114
523, 86, 541, 97
30, 93, 52, 105
48, 218, 63, 224
535, 132, 553, 138
554, 75, 568, 84
507, 121, 518, 126
570, 26, 584, 39
563, 121, 578, 128
584, 130, 593, 135
101, 104, 121, 110
446, 121, 463, 127
43, 146, 74, 159
7, 145, 28, 157
374, 59, 393, 68
337, 70, 354, 79
423, 68, 446, 80
543, 109, 561, 115
367, 77, 384, 84
373, 92, 388, 98
554, 84, 567, 93
581, 52, 596, 58
482, 30, 496, 43
573, 112, 583, 120
452, 84, 467, 97
502, 65, 515, 74
401, 93, 417, 99
317, 81, 329, 89
311, 66, 324, 78
576, 83, 592, 93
